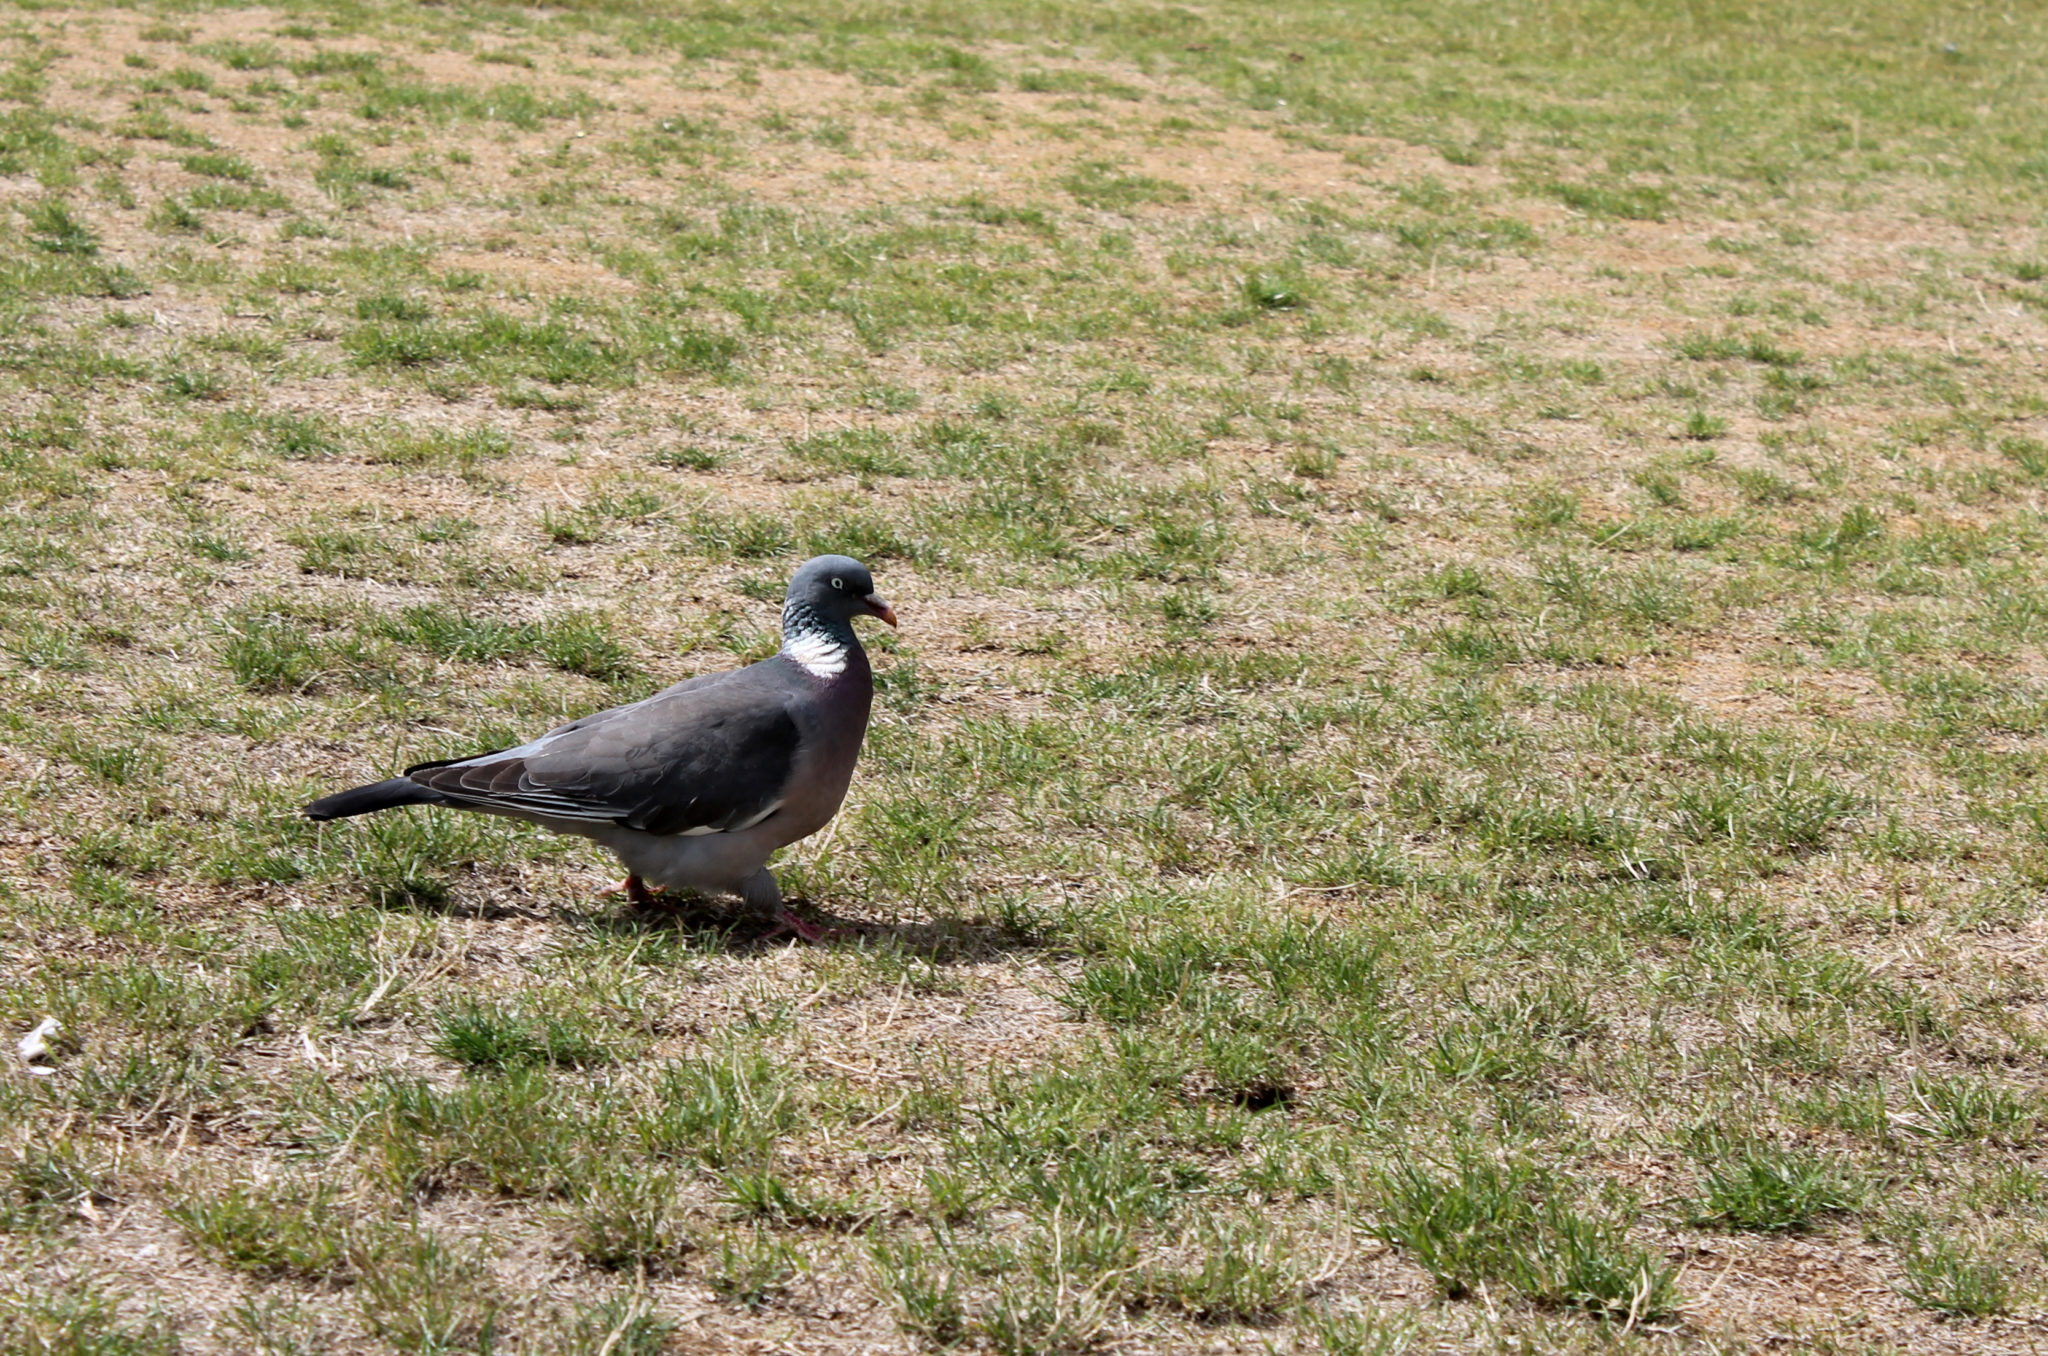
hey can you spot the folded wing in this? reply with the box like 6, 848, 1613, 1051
404, 680, 802, 837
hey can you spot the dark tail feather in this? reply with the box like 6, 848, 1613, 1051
304, 777, 444, 821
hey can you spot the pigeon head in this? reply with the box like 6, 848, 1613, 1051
784, 555, 897, 631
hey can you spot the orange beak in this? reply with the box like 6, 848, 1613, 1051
864, 593, 898, 628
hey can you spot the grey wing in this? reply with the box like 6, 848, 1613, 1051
404, 682, 802, 837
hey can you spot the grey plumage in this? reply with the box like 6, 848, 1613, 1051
306, 555, 896, 928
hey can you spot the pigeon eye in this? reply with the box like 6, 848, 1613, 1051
831, 577, 844, 590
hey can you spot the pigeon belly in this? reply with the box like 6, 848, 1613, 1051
590, 820, 781, 894
582, 679, 871, 895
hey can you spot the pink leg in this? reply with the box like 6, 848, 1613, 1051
613, 870, 836, 942
603, 874, 661, 907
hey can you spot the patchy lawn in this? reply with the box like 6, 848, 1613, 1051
2, 1, 2046, 1352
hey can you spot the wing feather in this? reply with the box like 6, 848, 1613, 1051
402, 677, 802, 836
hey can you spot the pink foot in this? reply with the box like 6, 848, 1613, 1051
603, 874, 661, 908
757, 907, 840, 944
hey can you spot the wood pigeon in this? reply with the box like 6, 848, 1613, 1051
304, 555, 896, 940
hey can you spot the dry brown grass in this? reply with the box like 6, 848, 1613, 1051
2, 2, 2047, 1352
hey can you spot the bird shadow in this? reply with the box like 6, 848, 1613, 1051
361, 880, 551, 922
576, 891, 1047, 963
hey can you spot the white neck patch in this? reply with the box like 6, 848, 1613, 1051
782, 629, 848, 679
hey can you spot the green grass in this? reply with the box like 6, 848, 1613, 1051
1895, 1229, 2021, 1317
167, 1177, 357, 1279
431, 1000, 616, 1071
1687, 1138, 1864, 1233
1369, 1152, 1678, 1320
0, 0, 2045, 1349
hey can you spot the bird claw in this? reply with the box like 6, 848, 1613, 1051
756, 908, 841, 945
605, 875, 662, 908
612, 876, 836, 943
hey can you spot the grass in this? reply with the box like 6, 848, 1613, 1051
0, 0, 2045, 1350
1894, 1229, 2020, 1318
431, 1001, 616, 1071
1368, 1152, 1677, 1321
1687, 1138, 1863, 1233
166, 1177, 356, 1279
